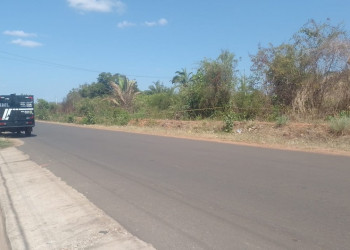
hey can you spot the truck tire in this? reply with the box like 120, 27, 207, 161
25, 128, 32, 136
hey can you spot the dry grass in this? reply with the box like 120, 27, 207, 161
0, 137, 12, 149
103, 119, 350, 156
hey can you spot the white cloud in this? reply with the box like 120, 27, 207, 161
117, 21, 136, 29
3, 30, 37, 37
144, 21, 157, 27
67, 0, 126, 13
117, 18, 168, 29
144, 18, 168, 27
11, 39, 43, 48
158, 18, 168, 26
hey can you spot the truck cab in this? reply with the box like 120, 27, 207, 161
0, 94, 35, 136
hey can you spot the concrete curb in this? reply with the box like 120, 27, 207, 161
0, 147, 155, 250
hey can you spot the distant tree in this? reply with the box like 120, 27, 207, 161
78, 83, 108, 98
35, 99, 50, 120
36, 99, 49, 109
96, 72, 119, 95
108, 79, 140, 111
233, 74, 271, 120
62, 89, 81, 113
199, 50, 237, 108
96, 72, 139, 96
193, 50, 237, 116
251, 43, 307, 106
145, 81, 174, 95
112, 73, 139, 93
177, 50, 238, 117
251, 19, 350, 114
172, 68, 193, 87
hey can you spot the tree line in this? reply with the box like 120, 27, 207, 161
36, 19, 350, 125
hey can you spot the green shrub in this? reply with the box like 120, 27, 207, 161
36, 112, 49, 120
66, 115, 75, 123
275, 115, 289, 127
339, 110, 350, 118
82, 111, 96, 125
233, 89, 272, 120
329, 116, 350, 135
35, 99, 50, 120
223, 112, 235, 132
112, 108, 130, 126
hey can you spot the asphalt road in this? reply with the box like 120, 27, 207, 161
18, 122, 350, 250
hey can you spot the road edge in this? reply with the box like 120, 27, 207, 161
38, 120, 350, 157
0, 146, 155, 250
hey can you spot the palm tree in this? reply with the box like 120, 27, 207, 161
146, 81, 174, 95
171, 68, 193, 87
108, 80, 139, 111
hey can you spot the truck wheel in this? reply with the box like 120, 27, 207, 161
25, 129, 32, 136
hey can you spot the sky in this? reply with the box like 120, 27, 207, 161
1, 0, 350, 102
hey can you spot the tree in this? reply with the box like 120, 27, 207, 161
233, 74, 271, 120
108, 79, 140, 111
35, 99, 51, 120
251, 43, 307, 106
145, 81, 173, 95
251, 19, 350, 115
197, 50, 237, 112
172, 68, 193, 87
96, 72, 121, 95
293, 20, 350, 112
96, 72, 139, 96
78, 82, 108, 98
177, 50, 238, 117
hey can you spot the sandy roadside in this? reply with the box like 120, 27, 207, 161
0, 208, 10, 250
0, 146, 155, 250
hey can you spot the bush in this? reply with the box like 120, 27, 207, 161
275, 115, 289, 127
233, 89, 272, 120
35, 99, 50, 120
223, 112, 235, 132
112, 108, 130, 126
66, 115, 75, 123
82, 111, 96, 125
329, 116, 350, 135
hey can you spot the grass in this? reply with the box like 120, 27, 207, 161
0, 137, 12, 149
275, 115, 289, 127
329, 116, 350, 135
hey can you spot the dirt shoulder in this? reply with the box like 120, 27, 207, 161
40, 119, 350, 157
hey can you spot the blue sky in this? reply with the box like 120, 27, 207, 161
1, 0, 350, 102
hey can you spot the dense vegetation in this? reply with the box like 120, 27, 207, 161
36, 20, 350, 133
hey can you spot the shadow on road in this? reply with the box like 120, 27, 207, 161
0, 132, 37, 139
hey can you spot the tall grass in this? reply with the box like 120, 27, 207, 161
329, 116, 350, 135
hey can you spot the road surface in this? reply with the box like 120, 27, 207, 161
17, 122, 350, 249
